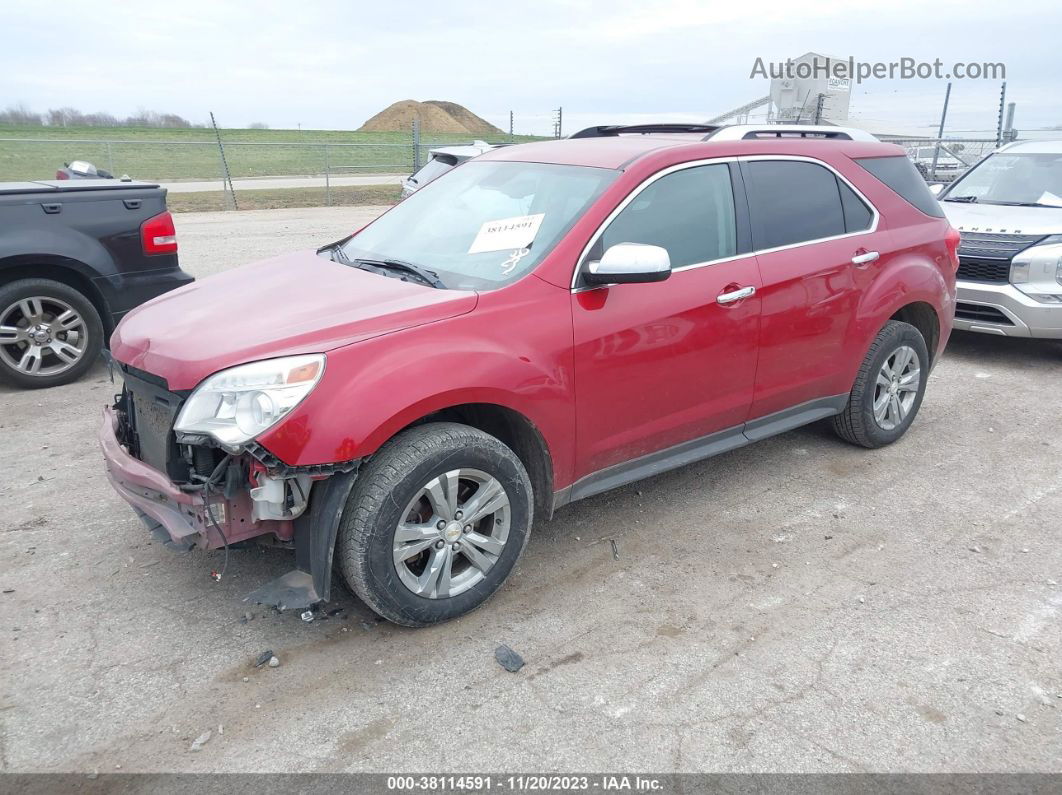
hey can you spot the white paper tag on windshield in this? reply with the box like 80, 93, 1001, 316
468, 213, 544, 254
1037, 191, 1062, 208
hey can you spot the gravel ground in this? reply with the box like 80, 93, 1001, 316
1, 206, 1060, 774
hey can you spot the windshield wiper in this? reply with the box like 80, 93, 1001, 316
986, 201, 1057, 208
326, 245, 444, 288
353, 256, 445, 289
943, 195, 978, 203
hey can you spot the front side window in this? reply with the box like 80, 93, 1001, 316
343, 161, 617, 290
746, 160, 848, 248
586, 164, 737, 271
942, 152, 1062, 208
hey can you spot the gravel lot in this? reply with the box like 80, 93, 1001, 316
1, 206, 1060, 774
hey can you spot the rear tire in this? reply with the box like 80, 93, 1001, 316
832, 320, 929, 448
0, 278, 103, 389
336, 422, 533, 627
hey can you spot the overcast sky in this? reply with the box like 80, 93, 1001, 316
2, 0, 1060, 135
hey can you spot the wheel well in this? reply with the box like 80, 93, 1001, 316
406, 403, 555, 522
890, 302, 939, 363
0, 259, 112, 334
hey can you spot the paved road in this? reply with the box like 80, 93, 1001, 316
1, 206, 1060, 774
161, 174, 406, 193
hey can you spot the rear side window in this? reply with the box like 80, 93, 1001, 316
745, 160, 846, 248
593, 163, 737, 268
855, 155, 945, 218
838, 180, 873, 232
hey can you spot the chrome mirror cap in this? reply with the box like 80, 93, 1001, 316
586, 243, 672, 285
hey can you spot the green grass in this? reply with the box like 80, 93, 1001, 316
167, 184, 401, 213
0, 125, 544, 182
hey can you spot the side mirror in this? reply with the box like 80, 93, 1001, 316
928, 183, 946, 196
584, 243, 671, 285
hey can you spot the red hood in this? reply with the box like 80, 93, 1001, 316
111, 249, 478, 390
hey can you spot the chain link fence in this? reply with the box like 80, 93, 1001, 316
0, 125, 1040, 210
0, 126, 538, 210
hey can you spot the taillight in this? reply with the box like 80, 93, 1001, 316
945, 225, 961, 271
140, 211, 178, 255
55, 170, 68, 180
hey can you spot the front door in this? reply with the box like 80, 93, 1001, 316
571, 162, 761, 482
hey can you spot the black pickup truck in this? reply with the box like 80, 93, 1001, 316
0, 180, 193, 388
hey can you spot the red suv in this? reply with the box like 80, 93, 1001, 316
101, 123, 958, 626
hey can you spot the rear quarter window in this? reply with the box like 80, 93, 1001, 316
855, 155, 945, 218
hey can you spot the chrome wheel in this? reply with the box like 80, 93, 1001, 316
393, 468, 510, 599
873, 345, 920, 431
0, 296, 89, 378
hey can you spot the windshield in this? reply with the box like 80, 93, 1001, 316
344, 160, 618, 290
944, 152, 1062, 206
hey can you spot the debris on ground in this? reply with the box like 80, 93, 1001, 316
1016, 713, 1027, 723
239, 611, 254, 624
300, 609, 315, 622
268, 656, 280, 668
610, 539, 619, 560
254, 649, 274, 667
857, 595, 866, 604
189, 730, 212, 751
494, 644, 525, 673
969, 545, 982, 553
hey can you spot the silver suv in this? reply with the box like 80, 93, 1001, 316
937, 140, 1062, 339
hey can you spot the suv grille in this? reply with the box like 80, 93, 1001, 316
956, 231, 1045, 284
956, 258, 1011, 283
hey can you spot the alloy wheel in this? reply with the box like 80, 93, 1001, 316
873, 345, 920, 431
392, 468, 511, 599
0, 296, 89, 378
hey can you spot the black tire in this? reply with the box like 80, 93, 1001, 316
832, 320, 930, 448
0, 278, 103, 389
336, 422, 533, 627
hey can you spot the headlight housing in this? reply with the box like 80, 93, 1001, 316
174, 354, 325, 450
1010, 238, 1062, 303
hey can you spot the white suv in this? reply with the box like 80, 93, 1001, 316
938, 140, 1062, 339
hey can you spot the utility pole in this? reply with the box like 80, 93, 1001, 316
930, 82, 952, 181
996, 81, 1007, 148
552, 106, 563, 138
509, 110, 514, 141
813, 93, 826, 125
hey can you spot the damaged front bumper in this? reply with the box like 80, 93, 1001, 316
99, 406, 359, 609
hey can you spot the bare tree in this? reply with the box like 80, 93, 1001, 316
248, 121, 269, 129
0, 103, 43, 125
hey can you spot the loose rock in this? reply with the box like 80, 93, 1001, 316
254, 650, 274, 667
268, 656, 280, 668
190, 730, 212, 751
495, 644, 525, 673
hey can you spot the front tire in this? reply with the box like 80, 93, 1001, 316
0, 278, 103, 389
336, 422, 533, 627
832, 320, 930, 448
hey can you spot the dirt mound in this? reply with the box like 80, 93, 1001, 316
358, 100, 503, 135
422, 101, 504, 135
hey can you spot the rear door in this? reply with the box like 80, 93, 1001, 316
741, 156, 884, 419
570, 161, 761, 483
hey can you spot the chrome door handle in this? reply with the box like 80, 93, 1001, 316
851, 251, 880, 265
716, 285, 756, 304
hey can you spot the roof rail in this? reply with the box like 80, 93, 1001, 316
569, 123, 720, 139
705, 124, 879, 142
